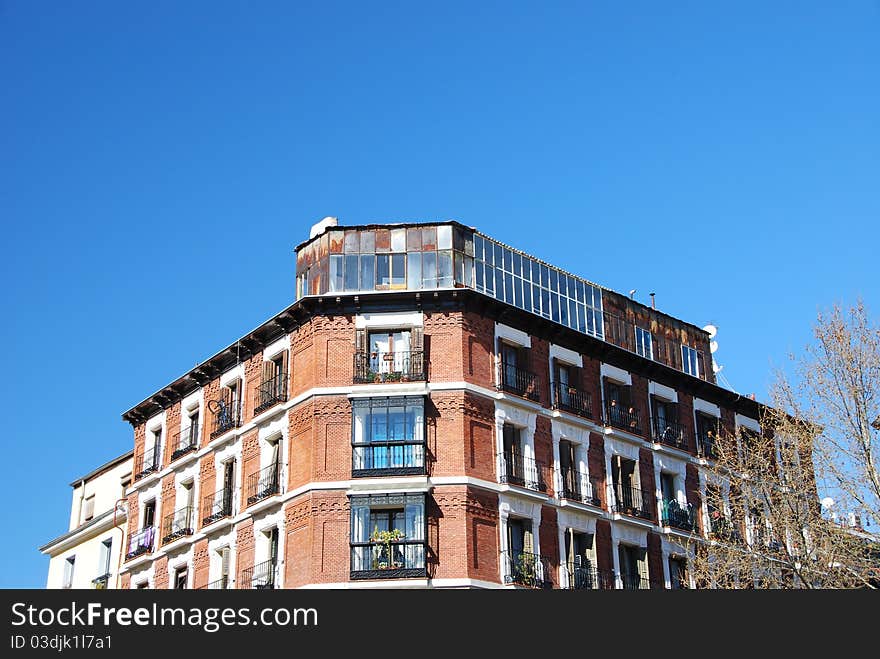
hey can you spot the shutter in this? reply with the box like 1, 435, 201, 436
280, 349, 289, 378
262, 360, 276, 385
355, 329, 367, 380
552, 357, 559, 386
411, 327, 424, 377
220, 547, 230, 579
637, 547, 649, 582
355, 329, 367, 353
517, 345, 530, 369
523, 526, 534, 555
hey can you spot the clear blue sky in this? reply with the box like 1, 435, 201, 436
2, 1, 877, 587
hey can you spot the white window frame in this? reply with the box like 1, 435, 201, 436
635, 327, 653, 360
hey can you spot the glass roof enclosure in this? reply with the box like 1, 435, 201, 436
295, 222, 604, 340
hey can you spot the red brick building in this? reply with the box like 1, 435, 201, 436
118, 219, 765, 589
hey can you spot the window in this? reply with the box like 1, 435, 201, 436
611, 455, 648, 519
681, 345, 700, 377
635, 327, 653, 360
210, 379, 241, 438
618, 544, 648, 589
174, 567, 188, 590
352, 397, 425, 476
604, 378, 640, 433
564, 531, 597, 589
350, 493, 426, 578
98, 539, 112, 577
256, 351, 289, 413
505, 517, 546, 587
82, 495, 95, 523
187, 410, 199, 442
696, 413, 719, 457
63, 556, 75, 588
354, 327, 424, 382
498, 341, 538, 401
143, 500, 156, 529
669, 556, 688, 589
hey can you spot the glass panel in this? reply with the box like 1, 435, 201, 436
437, 225, 453, 250
454, 252, 464, 286
406, 227, 422, 251
375, 229, 391, 253
391, 228, 406, 253
541, 288, 550, 318
494, 268, 504, 299
344, 255, 359, 291
344, 230, 359, 254
422, 251, 437, 288
550, 268, 558, 292
422, 226, 437, 251
569, 299, 577, 329
504, 272, 514, 304
328, 230, 344, 254
474, 234, 484, 262
494, 243, 503, 270
540, 264, 549, 289
360, 254, 375, 290
523, 281, 532, 312
407, 252, 422, 289
329, 255, 343, 292
438, 250, 453, 287
464, 231, 474, 257
577, 303, 586, 333
502, 248, 512, 273
558, 272, 567, 297
391, 254, 406, 287
559, 293, 568, 325
360, 230, 375, 254
513, 252, 522, 277
484, 240, 494, 266
513, 276, 523, 308
377, 254, 391, 286
551, 293, 560, 322
475, 261, 484, 291
484, 265, 494, 294
576, 280, 585, 303
463, 255, 473, 287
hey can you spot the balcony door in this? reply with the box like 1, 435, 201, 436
502, 424, 523, 484
559, 440, 578, 498
369, 330, 411, 374
222, 460, 235, 514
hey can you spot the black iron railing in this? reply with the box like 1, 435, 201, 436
353, 351, 425, 383
612, 484, 653, 520
161, 506, 194, 544
661, 499, 697, 532
209, 399, 241, 439
135, 446, 161, 480
350, 540, 427, 580
352, 441, 426, 477
125, 527, 156, 561
502, 550, 553, 589
709, 515, 743, 543
498, 452, 549, 493
652, 417, 688, 450
696, 417, 718, 458
92, 573, 111, 589
619, 572, 651, 590
198, 576, 230, 590
497, 362, 541, 402
254, 371, 288, 415
171, 424, 199, 461
240, 559, 276, 589
246, 463, 280, 506
551, 382, 592, 418
564, 562, 616, 590
605, 402, 642, 434
201, 488, 233, 526
557, 466, 601, 507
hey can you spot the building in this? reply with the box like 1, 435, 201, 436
40, 450, 132, 589
116, 218, 769, 589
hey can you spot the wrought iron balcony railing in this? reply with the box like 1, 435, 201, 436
352, 440, 426, 477
708, 515, 744, 543
240, 559, 276, 589
557, 466, 601, 507
125, 527, 155, 561
135, 446, 161, 480
498, 452, 549, 493
350, 540, 427, 580
502, 550, 553, 589
652, 417, 688, 450
201, 488, 233, 526
605, 401, 642, 434
619, 572, 651, 590
497, 362, 541, 402
92, 573, 111, 590
246, 463, 280, 506
254, 371, 288, 415
197, 576, 230, 590
564, 562, 616, 590
661, 499, 697, 532
171, 423, 200, 462
209, 399, 241, 439
353, 350, 425, 384
161, 506, 195, 544
551, 382, 593, 419
612, 484, 653, 520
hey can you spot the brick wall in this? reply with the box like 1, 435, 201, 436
197, 454, 216, 530
240, 430, 260, 511
638, 448, 657, 523
234, 519, 255, 587
465, 488, 499, 583
192, 538, 209, 589
647, 531, 664, 589
595, 519, 613, 576
162, 403, 181, 468
588, 433, 606, 508
461, 312, 495, 389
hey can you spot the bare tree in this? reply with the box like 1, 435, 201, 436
687, 301, 879, 588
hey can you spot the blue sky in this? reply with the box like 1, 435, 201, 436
1, 1, 877, 587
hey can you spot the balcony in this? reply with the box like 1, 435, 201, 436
208, 399, 241, 439
161, 506, 195, 545
612, 484, 653, 521
135, 446, 161, 480
350, 539, 427, 580
201, 488, 233, 526
498, 452, 549, 493
619, 572, 651, 590
170, 423, 199, 462
652, 417, 688, 451
125, 527, 155, 561
605, 401, 642, 435
254, 371, 288, 415
551, 382, 593, 419
353, 350, 425, 384
197, 576, 230, 590
557, 466, 601, 507
246, 464, 280, 506
661, 499, 697, 532
564, 563, 615, 590
240, 559, 277, 589
696, 430, 716, 458
352, 441, 426, 478
502, 550, 553, 589
92, 573, 111, 590
708, 515, 743, 543
497, 362, 541, 402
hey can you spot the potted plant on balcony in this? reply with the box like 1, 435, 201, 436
370, 528, 404, 569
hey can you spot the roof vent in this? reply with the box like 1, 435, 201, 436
309, 216, 338, 239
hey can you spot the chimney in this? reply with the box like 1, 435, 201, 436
747, 393, 756, 401
649, 292, 656, 310
309, 216, 338, 239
